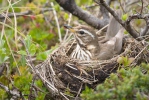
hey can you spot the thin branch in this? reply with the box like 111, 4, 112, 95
99, 4, 109, 19
55, 0, 109, 29
0, 82, 21, 99
140, 0, 144, 14
75, 83, 83, 100
51, 2, 62, 42
0, 8, 53, 19
1, 4, 21, 75
140, 19, 149, 36
63, 13, 72, 41
118, 0, 126, 13
28, 75, 36, 100
96, 0, 140, 40
0, 10, 32, 19
126, 14, 149, 37
7, 0, 18, 50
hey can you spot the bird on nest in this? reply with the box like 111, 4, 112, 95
64, 11, 124, 60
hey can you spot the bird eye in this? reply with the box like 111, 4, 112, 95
79, 30, 85, 35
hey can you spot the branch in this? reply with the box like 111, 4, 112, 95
0, 8, 53, 19
55, 0, 109, 29
100, 4, 109, 19
0, 10, 32, 19
140, 23, 149, 36
97, 0, 140, 40
0, 82, 22, 99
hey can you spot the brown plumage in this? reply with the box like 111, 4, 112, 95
65, 24, 124, 60
100, 10, 122, 43
64, 10, 124, 60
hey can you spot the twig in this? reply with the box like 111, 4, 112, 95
51, 2, 62, 42
140, 19, 149, 36
63, 13, 72, 41
28, 75, 37, 100
0, 82, 20, 99
1, 3, 21, 75
99, 3, 110, 19
126, 14, 149, 37
75, 83, 83, 100
134, 44, 148, 60
7, 0, 18, 50
0, 8, 54, 19
21, 39, 69, 99
48, 59, 56, 75
96, 24, 108, 34
118, 0, 125, 13
0, 10, 32, 19
140, 0, 144, 14
96, 0, 140, 40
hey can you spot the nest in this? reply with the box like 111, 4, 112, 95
29, 36, 149, 100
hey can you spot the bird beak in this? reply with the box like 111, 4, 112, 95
64, 25, 76, 33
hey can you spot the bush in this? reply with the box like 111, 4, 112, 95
81, 63, 149, 100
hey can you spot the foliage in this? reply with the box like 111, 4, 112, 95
0, 0, 60, 99
81, 63, 149, 100
0, 0, 149, 99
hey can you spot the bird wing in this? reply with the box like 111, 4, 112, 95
114, 28, 124, 54
98, 37, 116, 60
98, 28, 124, 60
105, 10, 122, 40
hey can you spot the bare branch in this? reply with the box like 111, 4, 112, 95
0, 82, 22, 99
0, 8, 53, 19
96, 0, 140, 40
100, 5, 109, 19
140, 19, 149, 36
55, 0, 109, 29
140, 0, 144, 14
126, 14, 149, 37
0, 10, 32, 19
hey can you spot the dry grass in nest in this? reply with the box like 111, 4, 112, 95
27, 36, 149, 99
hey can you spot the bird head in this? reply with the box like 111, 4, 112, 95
64, 25, 99, 50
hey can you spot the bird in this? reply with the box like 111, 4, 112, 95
64, 10, 124, 60
64, 24, 124, 60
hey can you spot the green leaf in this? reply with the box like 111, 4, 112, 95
122, 56, 128, 66
29, 28, 53, 41
17, 50, 27, 55
0, 39, 9, 64
124, 30, 128, 34
54, 5, 60, 11
25, 35, 32, 49
0, 76, 9, 85
0, 39, 5, 49
64, 13, 69, 20
122, 14, 128, 21
36, 50, 50, 60
24, 35, 37, 56
28, 44, 36, 56
36, 52, 47, 60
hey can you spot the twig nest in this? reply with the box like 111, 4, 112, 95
35, 37, 149, 99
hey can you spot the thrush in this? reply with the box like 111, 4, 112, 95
64, 10, 124, 60
64, 24, 124, 60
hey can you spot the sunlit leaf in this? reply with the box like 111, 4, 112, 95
17, 50, 27, 55
122, 14, 128, 21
